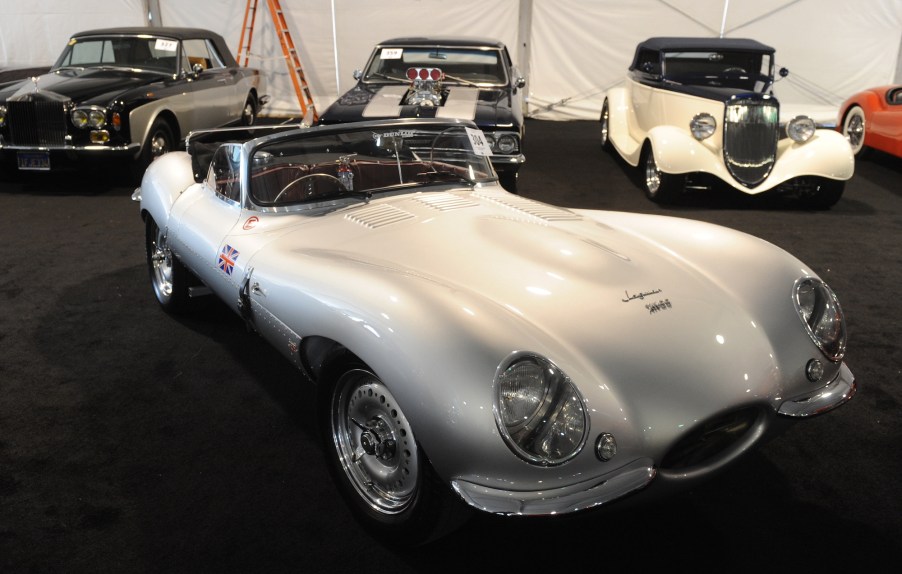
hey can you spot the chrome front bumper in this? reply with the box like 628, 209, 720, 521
450, 457, 655, 515
778, 362, 857, 417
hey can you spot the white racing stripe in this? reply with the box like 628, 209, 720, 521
436, 87, 478, 120
362, 85, 408, 117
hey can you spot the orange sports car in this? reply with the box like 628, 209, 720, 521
838, 85, 902, 158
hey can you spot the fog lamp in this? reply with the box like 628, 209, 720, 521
596, 433, 617, 461
90, 130, 110, 143
806, 359, 825, 382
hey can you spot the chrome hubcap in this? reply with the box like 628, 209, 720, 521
150, 132, 169, 158
243, 103, 255, 125
845, 112, 864, 152
645, 151, 661, 194
150, 226, 173, 300
332, 371, 418, 514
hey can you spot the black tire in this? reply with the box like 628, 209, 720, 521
841, 105, 869, 158
145, 215, 191, 313
799, 178, 845, 210
600, 99, 612, 152
241, 94, 257, 126
641, 143, 682, 203
317, 354, 470, 545
133, 118, 175, 183
499, 170, 518, 193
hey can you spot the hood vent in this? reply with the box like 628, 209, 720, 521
345, 204, 415, 229
414, 193, 479, 211
473, 192, 582, 222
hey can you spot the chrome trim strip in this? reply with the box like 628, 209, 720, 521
778, 362, 857, 417
451, 458, 655, 515
0, 143, 139, 152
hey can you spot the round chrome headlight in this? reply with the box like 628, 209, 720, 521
689, 113, 717, 140
787, 115, 816, 143
494, 353, 588, 465
793, 278, 846, 361
0, 105, 6, 127
71, 109, 89, 129
87, 108, 106, 129
494, 134, 518, 154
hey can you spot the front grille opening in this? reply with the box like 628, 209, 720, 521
660, 406, 761, 470
723, 99, 778, 188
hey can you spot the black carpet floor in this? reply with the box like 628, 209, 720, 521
1, 120, 900, 572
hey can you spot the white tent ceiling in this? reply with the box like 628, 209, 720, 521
1, 0, 900, 123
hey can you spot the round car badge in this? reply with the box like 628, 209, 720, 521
243, 216, 259, 230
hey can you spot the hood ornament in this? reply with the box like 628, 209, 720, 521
30, 76, 40, 92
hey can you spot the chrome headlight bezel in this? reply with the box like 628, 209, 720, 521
493, 352, 589, 466
71, 106, 107, 130
690, 112, 717, 140
787, 115, 816, 143
793, 277, 847, 361
486, 131, 520, 155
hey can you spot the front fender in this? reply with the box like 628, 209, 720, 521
139, 151, 195, 228
647, 126, 854, 193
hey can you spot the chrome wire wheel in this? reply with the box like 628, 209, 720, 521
842, 106, 866, 156
644, 148, 662, 195
330, 369, 419, 515
600, 100, 610, 148
148, 220, 174, 303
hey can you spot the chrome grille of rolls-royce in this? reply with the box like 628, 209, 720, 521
723, 96, 778, 188
7, 99, 68, 147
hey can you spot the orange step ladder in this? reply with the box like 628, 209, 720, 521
237, 0, 317, 120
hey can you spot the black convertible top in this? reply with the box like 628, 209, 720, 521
636, 36, 775, 53
70, 27, 238, 67
376, 37, 507, 50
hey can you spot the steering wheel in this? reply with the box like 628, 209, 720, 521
273, 173, 345, 203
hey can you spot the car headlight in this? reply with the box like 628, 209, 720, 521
71, 107, 107, 129
494, 353, 588, 465
494, 133, 519, 154
690, 113, 717, 140
787, 115, 816, 143
0, 104, 6, 127
793, 277, 846, 361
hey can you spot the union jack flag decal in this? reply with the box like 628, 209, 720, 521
218, 244, 239, 275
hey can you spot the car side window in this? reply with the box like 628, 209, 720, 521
208, 144, 242, 203
183, 39, 225, 71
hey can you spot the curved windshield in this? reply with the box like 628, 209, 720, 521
363, 47, 507, 86
53, 36, 179, 74
250, 124, 496, 206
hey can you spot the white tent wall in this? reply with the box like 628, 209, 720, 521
0, 0, 145, 68
1, 0, 900, 123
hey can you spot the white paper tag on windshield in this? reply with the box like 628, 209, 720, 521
466, 127, 493, 156
380, 48, 403, 60
155, 39, 178, 52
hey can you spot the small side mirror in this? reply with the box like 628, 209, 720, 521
353, 69, 363, 81
779, 67, 790, 78
192, 63, 204, 76
515, 77, 526, 89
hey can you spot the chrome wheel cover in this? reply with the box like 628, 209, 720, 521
645, 149, 661, 195
243, 101, 255, 125
149, 223, 174, 302
150, 131, 170, 159
600, 103, 609, 146
331, 369, 418, 515
843, 109, 865, 154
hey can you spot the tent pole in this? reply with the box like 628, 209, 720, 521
144, 0, 162, 27
719, 0, 729, 37
518, 0, 533, 115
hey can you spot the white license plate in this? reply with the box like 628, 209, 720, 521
17, 151, 51, 171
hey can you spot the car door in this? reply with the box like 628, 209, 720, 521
181, 38, 241, 130
168, 144, 245, 302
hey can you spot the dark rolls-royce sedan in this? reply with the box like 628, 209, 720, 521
318, 37, 526, 192
0, 27, 267, 178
